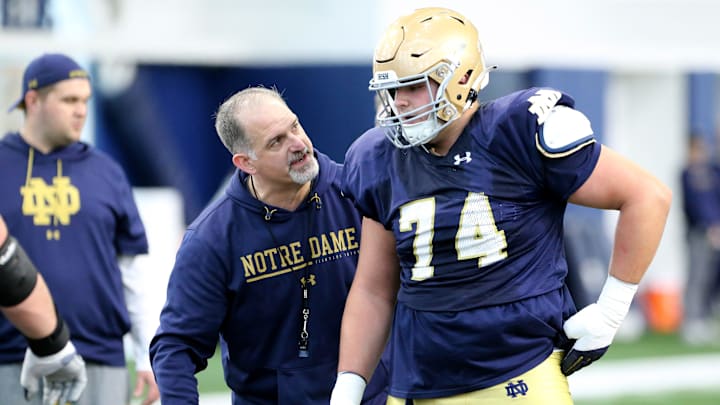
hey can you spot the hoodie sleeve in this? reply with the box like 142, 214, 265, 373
113, 163, 149, 255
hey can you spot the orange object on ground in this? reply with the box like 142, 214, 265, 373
640, 283, 683, 333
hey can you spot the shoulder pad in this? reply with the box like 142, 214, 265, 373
536, 106, 595, 158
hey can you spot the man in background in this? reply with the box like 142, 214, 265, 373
680, 134, 720, 345
0, 53, 159, 405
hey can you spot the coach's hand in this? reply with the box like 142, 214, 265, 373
330, 371, 367, 405
21, 341, 87, 405
562, 275, 638, 376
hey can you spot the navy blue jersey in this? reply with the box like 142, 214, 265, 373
342, 88, 601, 398
150, 152, 388, 405
0, 133, 148, 366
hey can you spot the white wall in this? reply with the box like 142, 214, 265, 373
604, 74, 687, 286
0, 0, 708, 287
2, 0, 720, 70
383, 0, 720, 72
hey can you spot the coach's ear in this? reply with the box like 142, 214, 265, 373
232, 153, 256, 175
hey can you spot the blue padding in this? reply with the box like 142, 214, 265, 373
93, 64, 376, 223
689, 73, 716, 143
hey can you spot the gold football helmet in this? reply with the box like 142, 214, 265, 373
370, 7, 492, 148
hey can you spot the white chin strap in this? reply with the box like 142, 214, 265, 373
401, 116, 441, 147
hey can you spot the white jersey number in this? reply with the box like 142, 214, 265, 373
399, 192, 507, 281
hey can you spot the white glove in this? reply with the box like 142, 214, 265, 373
561, 275, 638, 375
21, 341, 88, 405
330, 371, 367, 405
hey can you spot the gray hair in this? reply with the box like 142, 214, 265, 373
214, 86, 287, 156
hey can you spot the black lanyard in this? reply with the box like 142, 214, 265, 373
298, 285, 311, 357
250, 176, 320, 358
298, 192, 321, 357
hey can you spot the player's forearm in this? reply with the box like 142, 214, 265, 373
2, 275, 57, 339
0, 222, 57, 339
337, 287, 394, 381
609, 180, 671, 284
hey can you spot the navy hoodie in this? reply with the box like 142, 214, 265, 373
0, 132, 148, 365
150, 151, 388, 405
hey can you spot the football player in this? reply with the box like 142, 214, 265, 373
0, 214, 87, 404
331, 7, 671, 404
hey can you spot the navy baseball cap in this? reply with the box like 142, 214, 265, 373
8, 53, 89, 112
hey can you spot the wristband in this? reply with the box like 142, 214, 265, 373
27, 315, 70, 356
337, 371, 367, 385
597, 275, 638, 328
331, 371, 367, 405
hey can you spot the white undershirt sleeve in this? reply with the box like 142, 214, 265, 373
118, 255, 157, 372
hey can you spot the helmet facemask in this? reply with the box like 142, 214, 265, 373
372, 63, 458, 149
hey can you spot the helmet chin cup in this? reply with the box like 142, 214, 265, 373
399, 117, 441, 147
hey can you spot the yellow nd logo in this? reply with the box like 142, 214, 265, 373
20, 175, 80, 239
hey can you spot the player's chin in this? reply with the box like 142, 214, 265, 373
58, 133, 79, 146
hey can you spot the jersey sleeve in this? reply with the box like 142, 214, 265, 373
341, 128, 389, 224
510, 87, 601, 200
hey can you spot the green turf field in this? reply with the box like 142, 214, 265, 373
573, 331, 720, 404
600, 331, 720, 360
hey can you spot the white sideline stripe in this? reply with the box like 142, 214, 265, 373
568, 353, 720, 399
199, 392, 231, 404
194, 354, 720, 404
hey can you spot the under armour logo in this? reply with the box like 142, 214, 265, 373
301, 274, 316, 287
453, 152, 472, 165
505, 379, 529, 398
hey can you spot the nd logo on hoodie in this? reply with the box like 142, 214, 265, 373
21, 147, 81, 235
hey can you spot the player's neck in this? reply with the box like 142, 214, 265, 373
20, 117, 79, 154
426, 104, 478, 156
247, 175, 311, 211
19, 126, 56, 155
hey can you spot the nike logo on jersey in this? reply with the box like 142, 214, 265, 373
453, 152, 472, 165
